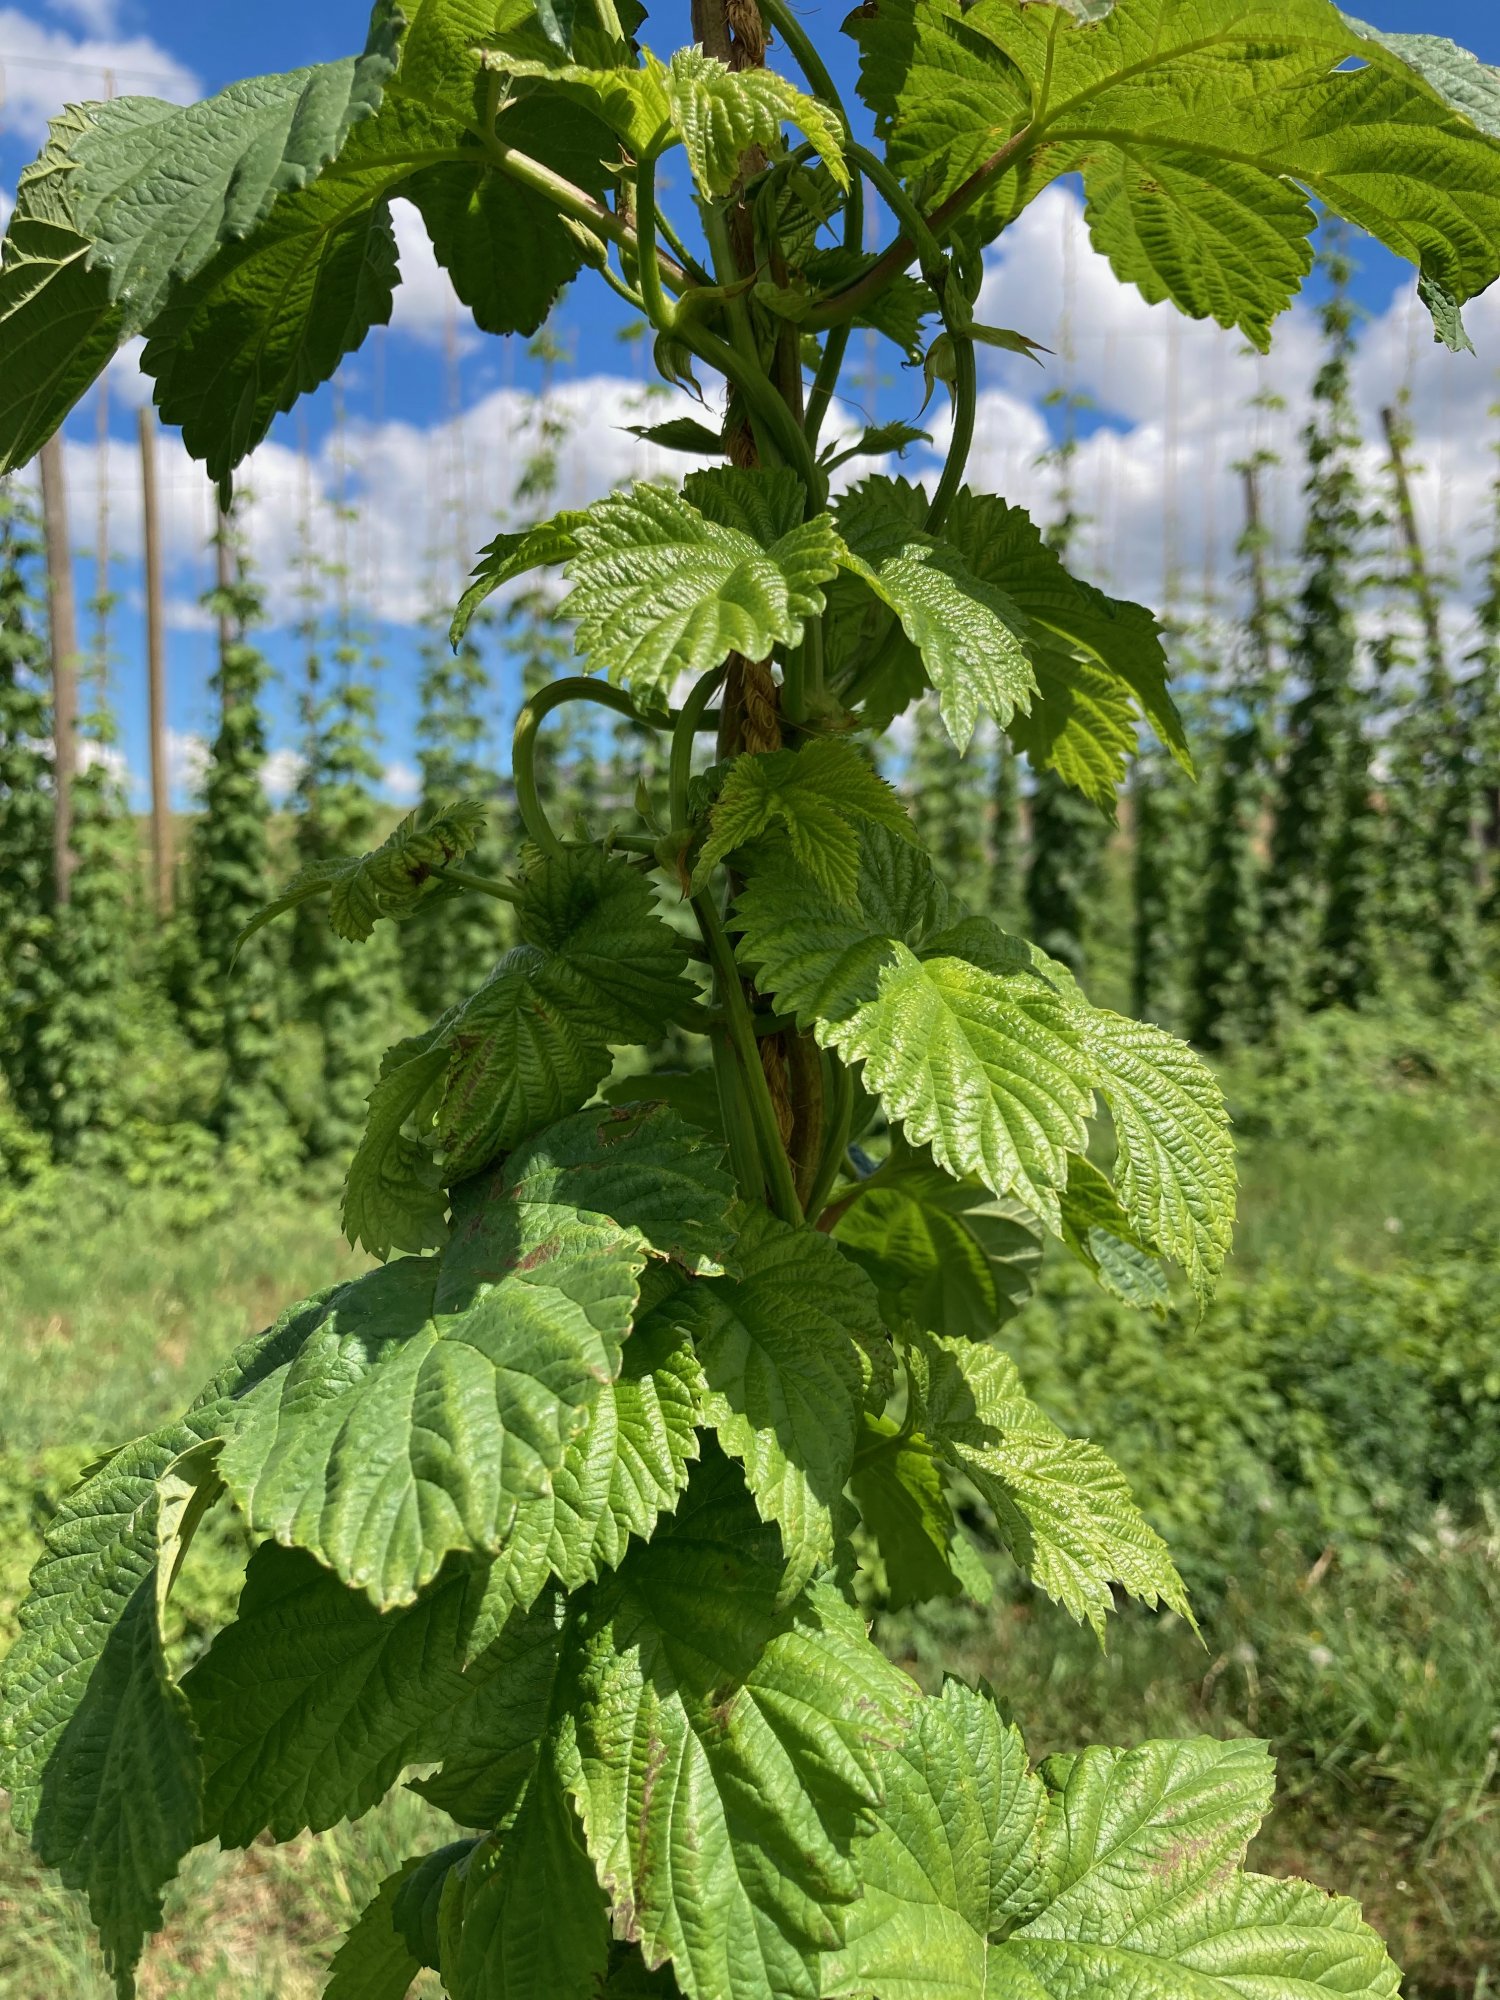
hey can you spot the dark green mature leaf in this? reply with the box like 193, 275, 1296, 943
693, 738, 918, 902
219, 1202, 647, 1607
563, 1451, 917, 2000
910, 1330, 1190, 1631
849, 1416, 993, 1612
0, 27, 396, 473
344, 847, 696, 1258
928, 487, 1185, 804
835, 477, 1038, 749
396, 1263, 704, 1649
501, 1100, 737, 1273
561, 474, 842, 709
235, 800, 488, 953
184, 1544, 553, 1846
658, 1206, 883, 1599
835, 1156, 1044, 1337
443, 1774, 611, 1999
821, 1678, 1049, 1997
853, 0, 1500, 349
825, 1687, 1401, 1999
624, 417, 726, 456
326, 1847, 469, 2000
0, 1436, 208, 1991
0, 1287, 338, 1995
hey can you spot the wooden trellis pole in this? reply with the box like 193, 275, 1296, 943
39, 433, 78, 905
138, 407, 172, 912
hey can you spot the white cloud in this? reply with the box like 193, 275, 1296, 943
262, 747, 305, 803
386, 199, 480, 353
45, 0, 122, 34
384, 760, 421, 804
168, 727, 207, 793
965, 184, 1500, 634
77, 738, 126, 785
0, 186, 12, 232
0, 9, 198, 143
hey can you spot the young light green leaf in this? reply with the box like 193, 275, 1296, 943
736, 826, 1088, 1226
1074, 1008, 1237, 1302
219, 1206, 647, 1608
849, 1416, 993, 1612
0, 29, 397, 474
659, 1206, 883, 1601
664, 47, 848, 197
835, 1156, 1044, 1337
560, 475, 841, 709
235, 800, 488, 953
692, 737, 918, 902
451, 511, 589, 646
564, 1450, 917, 2000
835, 477, 1038, 749
853, 0, 1500, 349
1060, 1153, 1172, 1313
910, 1330, 1191, 1632
833, 950, 1093, 1231
494, 45, 847, 199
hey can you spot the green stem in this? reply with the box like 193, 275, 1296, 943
513, 677, 664, 860
694, 893, 803, 1225
440, 867, 523, 907
476, 88, 689, 297
597, 255, 646, 314
670, 663, 729, 832
711, 1030, 765, 1200
636, 152, 678, 335
803, 123, 1037, 334
926, 330, 976, 534
804, 1057, 854, 1223
846, 140, 945, 270
804, 153, 864, 451
760, 0, 850, 131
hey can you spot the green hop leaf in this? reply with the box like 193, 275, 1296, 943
835, 1154, 1044, 1337
827, 1686, 1401, 2000
561, 471, 842, 710
218, 1203, 648, 1607
657, 1206, 887, 1600
235, 799, 489, 953
835, 476, 1039, 750
909, 1330, 1191, 1631
852, 0, 1500, 349
693, 737, 918, 902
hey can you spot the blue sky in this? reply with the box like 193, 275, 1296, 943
2, 0, 1500, 808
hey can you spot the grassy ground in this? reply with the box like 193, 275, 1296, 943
1, 1043, 1498, 1997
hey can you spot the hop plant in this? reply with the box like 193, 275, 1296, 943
4, 2, 1500, 1996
